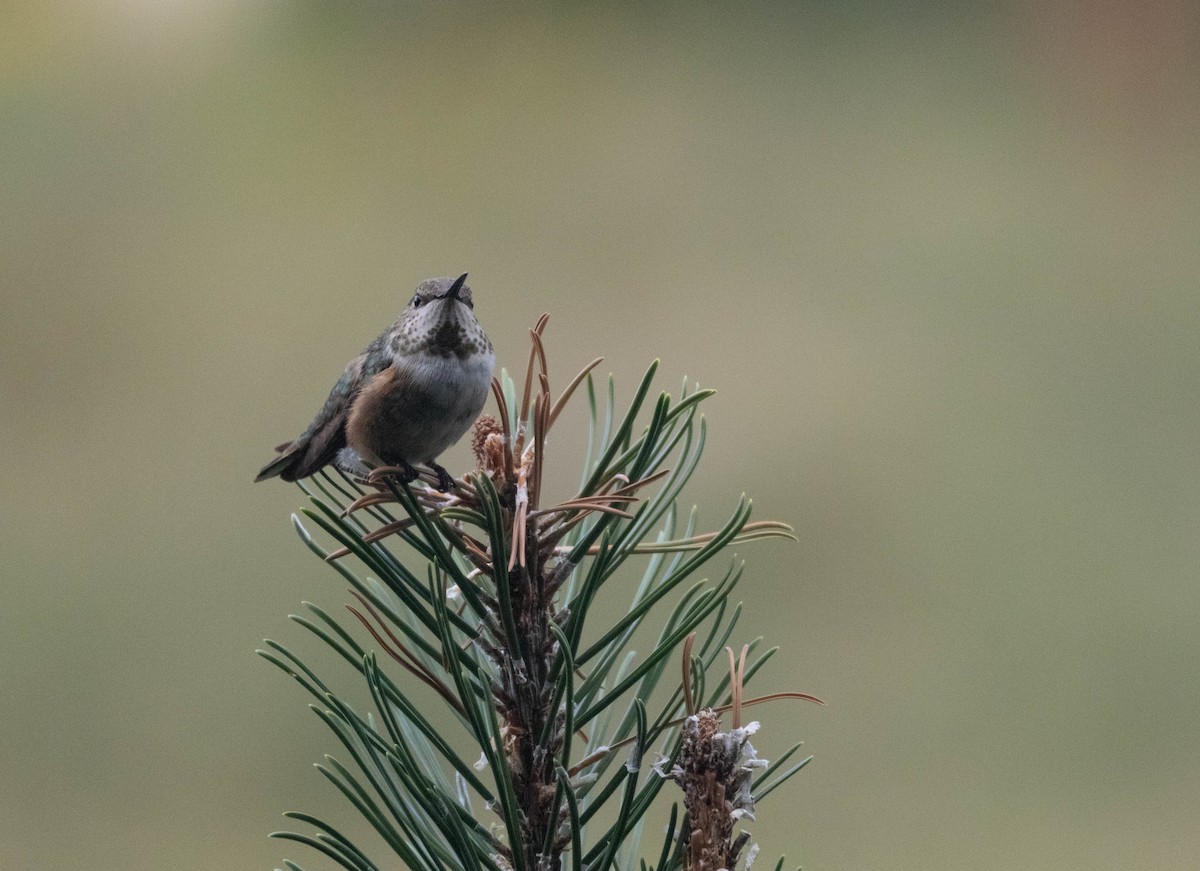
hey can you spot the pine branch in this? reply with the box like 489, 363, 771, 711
261, 316, 821, 871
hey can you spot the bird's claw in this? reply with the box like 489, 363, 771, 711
429, 462, 456, 493
367, 462, 421, 486
368, 460, 455, 493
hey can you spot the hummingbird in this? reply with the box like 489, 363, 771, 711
255, 273, 494, 491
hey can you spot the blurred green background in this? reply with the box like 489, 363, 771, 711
3, 2, 1198, 868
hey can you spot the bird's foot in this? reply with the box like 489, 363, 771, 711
428, 462, 457, 494
397, 460, 422, 485
367, 460, 421, 486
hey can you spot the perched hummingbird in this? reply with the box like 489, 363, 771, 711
255, 273, 494, 490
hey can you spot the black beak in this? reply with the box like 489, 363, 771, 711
446, 273, 468, 301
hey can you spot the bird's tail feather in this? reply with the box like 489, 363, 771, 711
254, 420, 346, 483
254, 442, 303, 483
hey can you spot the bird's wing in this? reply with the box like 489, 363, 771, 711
256, 338, 393, 482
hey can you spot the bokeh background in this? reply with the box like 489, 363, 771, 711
3, 2, 1198, 869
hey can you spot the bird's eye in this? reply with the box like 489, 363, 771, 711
465, 299, 474, 309
411, 295, 423, 307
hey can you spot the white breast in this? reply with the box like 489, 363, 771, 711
407, 351, 495, 411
